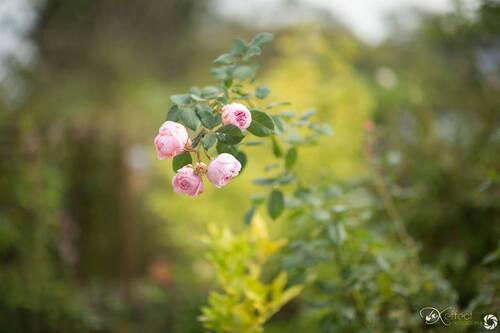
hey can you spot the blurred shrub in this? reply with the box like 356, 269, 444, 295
276, 184, 457, 332
363, 0, 500, 305
200, 217, 302, 333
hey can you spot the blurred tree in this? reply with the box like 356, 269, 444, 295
0, 0, 211, 332
34, 0, 205, 79
361, 0, 500, 306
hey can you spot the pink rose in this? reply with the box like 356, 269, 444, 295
172, 165, 204, 197
221, 103, 252, 129
154, 121, 189, 159
207, 153, 242, 188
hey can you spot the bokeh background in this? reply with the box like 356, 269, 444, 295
0, 0, 499, 332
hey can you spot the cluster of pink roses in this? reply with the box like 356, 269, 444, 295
154, 103, 251, 197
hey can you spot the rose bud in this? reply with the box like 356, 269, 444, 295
172, 165, 204, 197
154, 121, 189, 159
207, 153, 242, 188
221, 103, 252, 130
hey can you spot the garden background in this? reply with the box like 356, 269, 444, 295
0, 0, 499, 332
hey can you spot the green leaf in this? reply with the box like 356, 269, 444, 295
191, 132, 204, 148
213, 53, 235, 65
190, 94, 205, 102
213, 113, 222, 127
244, 206, 256, 225
224, 78, 233, 88
250, 32, 274, 47
274, 286, 302, 308
271, 272, 288, 299
170, 94, 191, 106
236, 151, 247, 171
201, 86, 220, 99
166, 105, 181, 121
247, 110, 275, 137
216, 142, 239, 155
217, 94, 228, 105
244, 140, 264, 146
234, 65, 255, 80
252, 177, 276, 186
299, 109, 316, 121
312, 209, 330, 223
232, 86, 251, 98
279, 110, 295, 118
201, 133, 217, 150
375, 255, 390, 272
483, 248, 500, 265
272, 115, 285, 133
243, 45, 261, 61
231, 38, 248, 56
172, 152, 192, 172
180, 106, 201, 131
309, 122, 334, 136
211, 67, 227, 80
277, 173, 295, 185
251, 194, 266, 205
216, 125, 244, 144
196, 104, 217, 129
271, 137, 282, 157
255, 86, 271, 99
326, 223, 347, 245
285, 147, 298, 170
189, 86, 201, 95
268, 189, 284, 220
265, 163, 280, 172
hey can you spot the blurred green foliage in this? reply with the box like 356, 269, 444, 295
0, 0, 499, 332
362, 1, 500, 307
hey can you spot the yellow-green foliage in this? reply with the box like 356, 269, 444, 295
199, 216, 302, 333
264, 29, 374, 180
